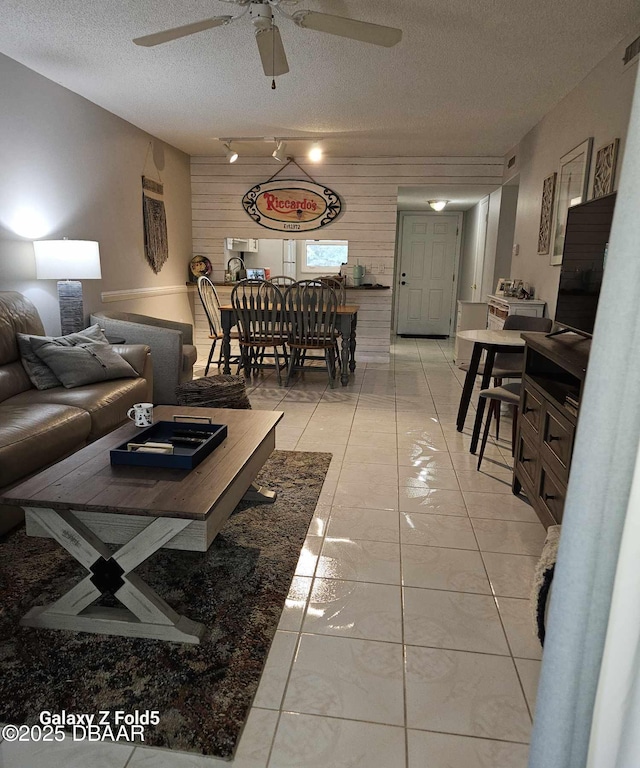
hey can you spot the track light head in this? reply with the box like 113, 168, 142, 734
223, 141, 239, 163
428, 200, 448, 211
272, 140, 287, 162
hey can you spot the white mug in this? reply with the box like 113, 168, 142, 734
127, 402, 153, 428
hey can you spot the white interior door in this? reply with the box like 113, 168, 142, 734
397, 213, 459, 336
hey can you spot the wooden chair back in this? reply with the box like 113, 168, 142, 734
268, 275, 296, 288
197, 276, 222, 337
318, 276, 346, 305
231, 279, 284, 344
284, 280, 338, 348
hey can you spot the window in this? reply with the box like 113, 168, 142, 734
303, 240, 348, 272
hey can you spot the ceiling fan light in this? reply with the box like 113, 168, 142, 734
308, 143, 323, 162
272, 140, 287, 162
428, 200, 448, 211
223, 142, 239, 163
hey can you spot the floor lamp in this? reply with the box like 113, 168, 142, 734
33, 239, 102, 335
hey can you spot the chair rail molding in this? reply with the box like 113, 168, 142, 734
101, 285, 189, 303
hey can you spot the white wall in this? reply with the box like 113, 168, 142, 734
0, 54, 193, 335
458, 205, 481, 302
494, 184, 518, 289
508, 35, 639, 318
482, 188, 502, 299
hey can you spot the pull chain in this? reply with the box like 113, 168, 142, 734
271, 20, 276, 90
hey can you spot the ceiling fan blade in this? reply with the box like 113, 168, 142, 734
133, 16, 233, 47
293, 11, 402, 47
255, 25, 290, 77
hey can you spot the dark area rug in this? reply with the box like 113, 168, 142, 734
0, 450, 331, 758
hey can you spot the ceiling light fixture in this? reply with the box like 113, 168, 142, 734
223, 141, 239, 163
272, 140, 287, 162
428, 200, 449, 211
308, 143, 323, 163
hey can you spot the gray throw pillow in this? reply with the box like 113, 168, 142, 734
30, 338, 137, 389
17, 324, 109, 390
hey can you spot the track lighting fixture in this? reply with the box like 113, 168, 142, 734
308, 143, 323, 162
272, 140, 287, 162
223, 141, 239, 163
217, 136, 325, 162
428, 200, 448, 211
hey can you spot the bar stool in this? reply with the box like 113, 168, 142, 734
477, 381, 521, 470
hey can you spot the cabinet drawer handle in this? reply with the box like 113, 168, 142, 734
521, 457, 532, 463
523, 406, 536, 415
547, 434, 561, 442
544, 493, 557, 501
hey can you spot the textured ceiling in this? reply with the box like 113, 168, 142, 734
0, 0, 638, 158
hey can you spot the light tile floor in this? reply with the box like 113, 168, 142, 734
1, 338, 545, 768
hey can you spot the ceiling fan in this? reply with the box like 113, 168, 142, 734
133, 0, 402, 84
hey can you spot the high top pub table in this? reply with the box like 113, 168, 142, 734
455, 329, 526, 453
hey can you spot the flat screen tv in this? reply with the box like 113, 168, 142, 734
554, 191, 616, 336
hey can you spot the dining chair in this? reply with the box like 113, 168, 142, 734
459, 314, 553, 438
197, 276, 241, 375
284, 281, 339, 387
476, 381, 522, 470
318, 276, 346, 305
231, 279, 288, 385
302, 278, 345, 367
268, 275, 296, 288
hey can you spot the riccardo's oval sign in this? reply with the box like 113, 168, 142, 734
242, 179, 342, 232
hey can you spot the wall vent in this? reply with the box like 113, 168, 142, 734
507, 155, 516, 169
623, 35, 640, 71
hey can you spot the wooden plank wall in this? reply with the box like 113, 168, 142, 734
191, 156, 504, 359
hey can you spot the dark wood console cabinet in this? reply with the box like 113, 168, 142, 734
513, 332, 591, 527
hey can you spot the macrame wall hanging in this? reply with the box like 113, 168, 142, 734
142, 142, 168, 274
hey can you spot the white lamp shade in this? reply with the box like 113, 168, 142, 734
34, 240, 102, 280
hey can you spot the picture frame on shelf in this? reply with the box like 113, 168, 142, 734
550, 138, 593, 266
495, 277, 509, 295
537, 172, 556, 255
592, 138, 619, 198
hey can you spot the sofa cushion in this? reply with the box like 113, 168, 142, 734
0, 292, 46, 401
0, 403, 90, 488
4, 377, 150, 441
31, 338, 137, 389
0, 361, 33, 405
17, 324, 110, 390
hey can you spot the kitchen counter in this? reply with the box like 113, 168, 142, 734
346, 285, 390, 290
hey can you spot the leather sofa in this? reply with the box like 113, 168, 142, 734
0, 292, 153, 535
91, 311, 197, 405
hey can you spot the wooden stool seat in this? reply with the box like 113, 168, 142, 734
477, 381, 521, 470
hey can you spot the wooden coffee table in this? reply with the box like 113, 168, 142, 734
1, 406, 283, 644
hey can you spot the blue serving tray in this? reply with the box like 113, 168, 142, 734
110, 420, 227, 470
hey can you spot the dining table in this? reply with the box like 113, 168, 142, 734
455, 329, 527, 453
218, 303, 360, 386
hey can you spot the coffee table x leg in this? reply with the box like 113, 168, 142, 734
21, 507, 206, 644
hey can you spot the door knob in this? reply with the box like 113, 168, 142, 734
401, 281, 406, 285
401, 272, 406, 277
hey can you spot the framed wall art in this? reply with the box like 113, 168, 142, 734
592, 138, 619, 198
537, 172, 556, 255
550, 138, 593, 266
